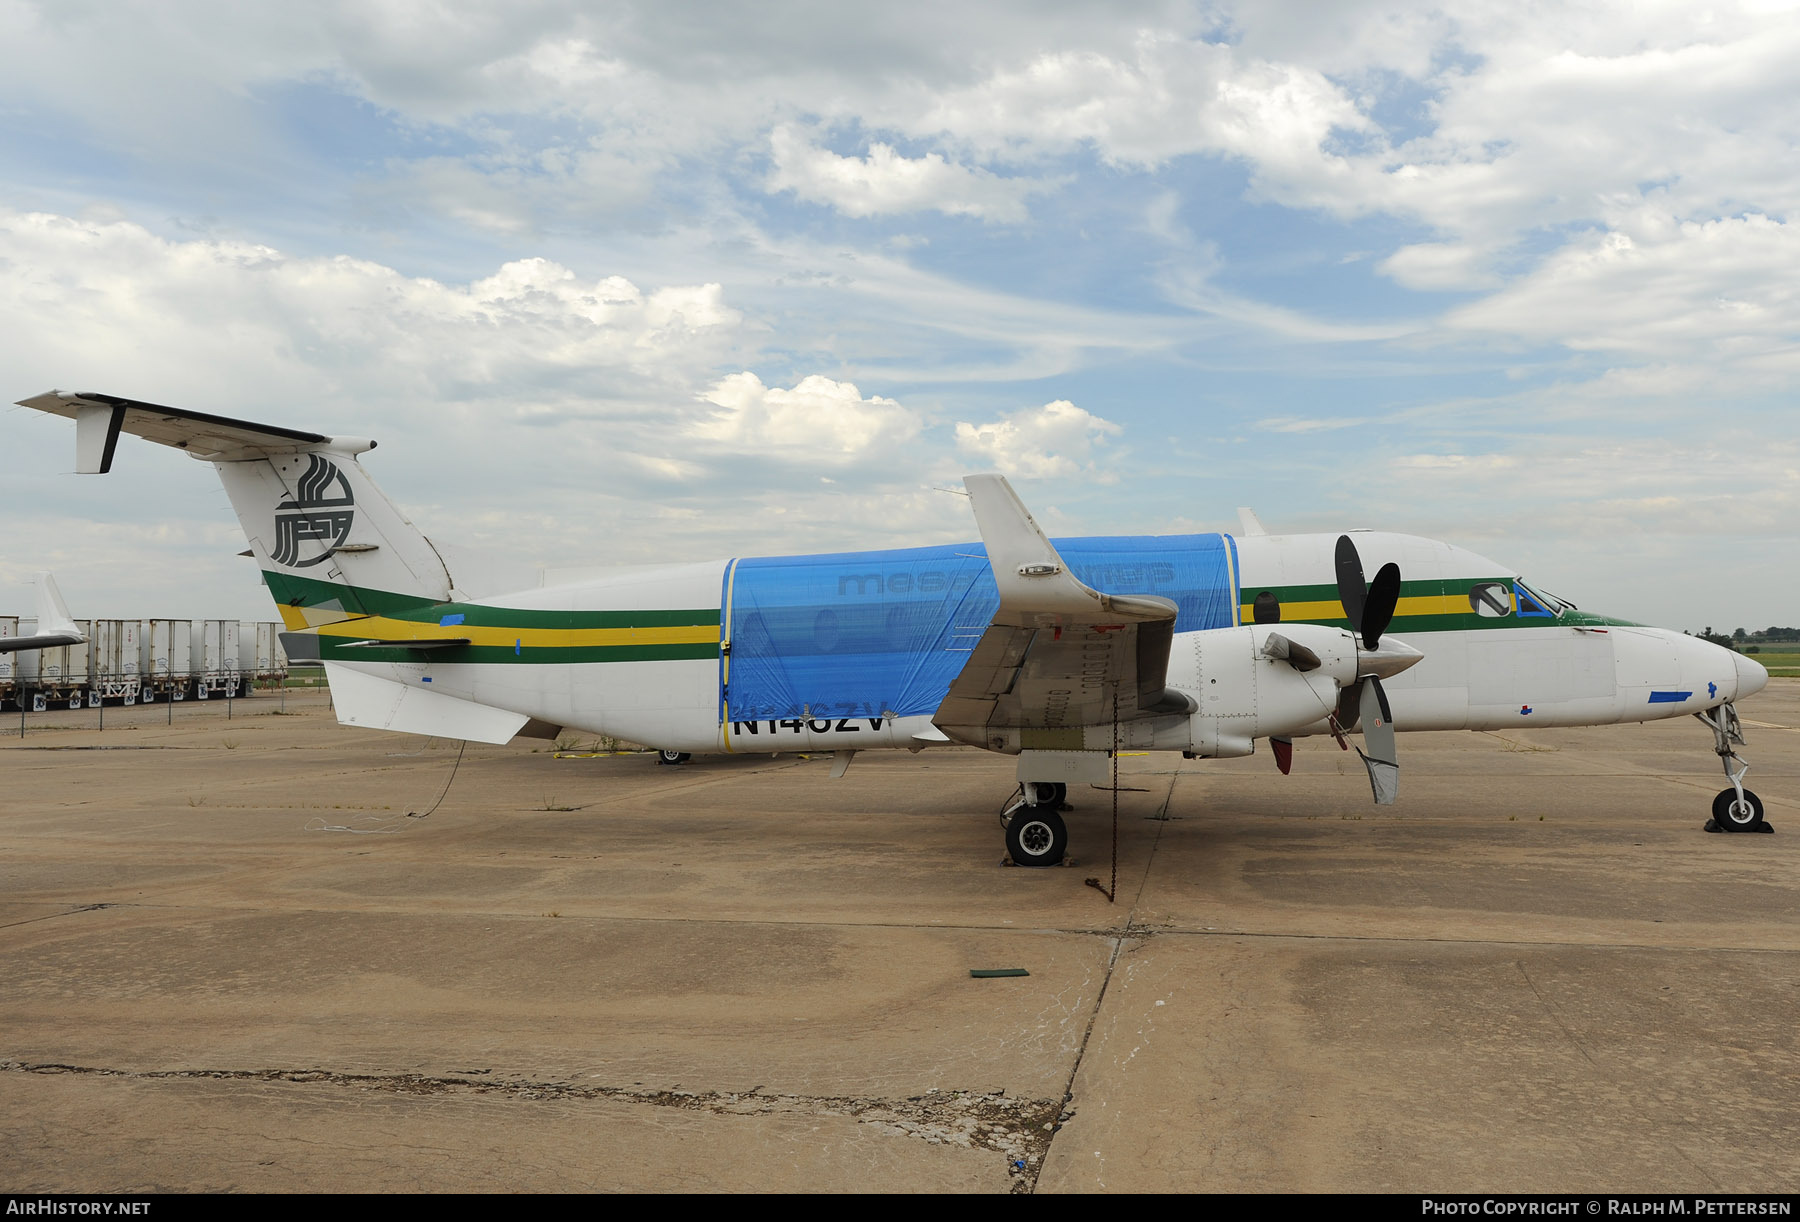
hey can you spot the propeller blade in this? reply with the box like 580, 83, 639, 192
1334, 535, 1367, 636
1362, 562, 1401, 650
1356, 676, 1398, 805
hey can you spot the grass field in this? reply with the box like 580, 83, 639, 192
1746, 650, 1800, 677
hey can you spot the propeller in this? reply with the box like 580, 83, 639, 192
1334, 535, 1405, 804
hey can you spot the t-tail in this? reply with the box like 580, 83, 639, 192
17, 392, 456, 644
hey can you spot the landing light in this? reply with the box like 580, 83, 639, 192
1017, 563, 1062, 577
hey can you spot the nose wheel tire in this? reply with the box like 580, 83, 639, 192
658, 749, 692, 765
1006, 806, 1068, 867
1712, 787, 1766, 832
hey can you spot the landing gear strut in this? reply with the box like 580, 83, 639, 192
1697, 703, 1769, 833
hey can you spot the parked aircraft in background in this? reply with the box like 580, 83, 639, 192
0, 572, 84, 653
17, 390, 1772, 865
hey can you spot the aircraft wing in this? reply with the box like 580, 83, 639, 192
933, 475, 1194, 750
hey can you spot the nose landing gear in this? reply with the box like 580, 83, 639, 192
1697, 703, 1771, 833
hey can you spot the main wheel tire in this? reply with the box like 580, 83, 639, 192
658, 749, 692, 765
1006, 806, 1068, 867
1713, 787, 1765, 832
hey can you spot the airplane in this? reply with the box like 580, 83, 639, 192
15, 389, 1774, 865
0, 571, 85, 653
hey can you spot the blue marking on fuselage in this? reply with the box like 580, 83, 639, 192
439, 613, 466, 626
720, 533, 1238, 722
1648, 690, 1691, 703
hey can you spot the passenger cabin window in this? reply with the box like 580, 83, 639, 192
1468, 582, 1511, 617
1252, 590, 1281, 624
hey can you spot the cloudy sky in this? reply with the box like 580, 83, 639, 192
2, 0, 1796, 631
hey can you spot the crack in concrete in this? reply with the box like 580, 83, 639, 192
0, 1059, 1060, 1190
1028, 771, 1177, 1192
0, 903, 115, 931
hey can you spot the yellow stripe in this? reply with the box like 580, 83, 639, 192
309, 616, 720, 649
1236, 593, 1478, 622
277, 604, 365, 631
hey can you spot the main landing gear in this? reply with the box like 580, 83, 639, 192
657, 749, 692, 765
1697, 703, 1770, 833
1002, 781, 1070, 867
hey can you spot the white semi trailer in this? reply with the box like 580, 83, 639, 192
192, 619, 240, 699
235, 621, 288, 692
139, 618, 193, 702
91, 618, 142, 704
18, 618, 95, 709
0, 616, 17, 708
4, 608, 288, 709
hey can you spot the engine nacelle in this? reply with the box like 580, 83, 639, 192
1174, 623, 1361, 756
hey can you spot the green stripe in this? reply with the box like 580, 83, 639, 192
1243, 579, 1644, 633
263, 571, 437, 617
315, 641, 720, 665
1243, 578, 1455, 602
263, 570, 718, 630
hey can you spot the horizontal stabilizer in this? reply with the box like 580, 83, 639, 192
16, 390, 373, 471
323, 662, 529, 744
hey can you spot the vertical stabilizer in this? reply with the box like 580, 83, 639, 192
16, 391, 453, 627
32, 572, 81, 641
213, 452, 452, 626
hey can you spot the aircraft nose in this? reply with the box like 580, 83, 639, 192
1735, 650, 1770, 700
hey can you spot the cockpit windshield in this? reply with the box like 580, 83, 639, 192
1514, 578, 1569, 617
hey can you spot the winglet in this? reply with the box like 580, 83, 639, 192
963, 474, 1173, 624
32, 572, 82, 642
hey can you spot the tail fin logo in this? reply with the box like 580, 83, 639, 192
272, 454, 355, 568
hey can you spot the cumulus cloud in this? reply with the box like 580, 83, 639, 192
690, 372, 922, 460
0, 207, 970, 607
6, 3, 1800, 628
767, 125, 1047, 222
954, 400, 1122, 479
1445, 214, 1800, 361
0, 211, 743, 404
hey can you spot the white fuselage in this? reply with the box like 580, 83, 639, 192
331, 530, 1768, 756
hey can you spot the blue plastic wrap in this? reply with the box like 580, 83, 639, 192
724, 534, 1238, 721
